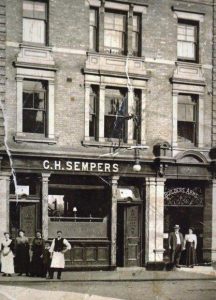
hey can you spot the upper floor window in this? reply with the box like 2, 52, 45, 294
89, 8, 98, 51
23, 1, 47, 45
23, 80, 47, 134
104, 87, 127, 140
104, 11, 126, 55
177, 94, 198, 146
177, 20, 198, 62
132, 14, 141, 56
89, 85, 99, 138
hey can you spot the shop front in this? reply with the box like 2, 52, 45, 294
4, 156, 149, 269
163, 181, 204, 263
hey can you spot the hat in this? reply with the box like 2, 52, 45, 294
174, 224, 180, 229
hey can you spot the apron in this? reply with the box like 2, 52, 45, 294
1, 239, 15, 274
50, 252, 65, 269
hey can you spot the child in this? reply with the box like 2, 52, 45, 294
42, 241, 51, 278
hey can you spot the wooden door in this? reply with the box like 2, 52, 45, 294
124, 205, 141, 267
20, 203, 36, 238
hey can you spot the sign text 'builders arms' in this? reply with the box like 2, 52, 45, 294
43, 160, 119, 173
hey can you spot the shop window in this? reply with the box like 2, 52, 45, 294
177, 94, 198, 145
132, 14, 141, 56
89, 7, 98, 51
104, 87, 127, 140
23, 0, 47, 45
104, 11, 126, 55
23, 80, 47, 135
89, 85, 99, 139
133, 90, 141, 142
177, 20, 198, 62
48, 191, 109, 222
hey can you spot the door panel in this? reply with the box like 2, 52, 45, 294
20, 203, 36, 238
124, 205, 141, 267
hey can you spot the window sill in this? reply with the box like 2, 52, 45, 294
14, 133, 57, 144
82, 139, 148, 149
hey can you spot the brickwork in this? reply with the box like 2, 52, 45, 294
4, 0, 213, 156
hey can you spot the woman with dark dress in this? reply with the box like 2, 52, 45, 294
30, 231, 45, 277
15, 230, 30, 276
184, 228, 197, 268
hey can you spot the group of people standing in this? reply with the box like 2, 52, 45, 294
168, 225, 197, 268
1, 230, 71, 279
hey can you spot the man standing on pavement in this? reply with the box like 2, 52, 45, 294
49, 231, 71, 279
168, 224, 184, 268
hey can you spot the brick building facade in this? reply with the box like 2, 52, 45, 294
0, 0, 215, 269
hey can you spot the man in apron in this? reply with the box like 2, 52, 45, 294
49, 231, 71, 279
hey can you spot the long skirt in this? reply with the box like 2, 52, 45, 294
15, 246, 30, 274
185, 241, 197, 266
1, 250, 15, 274
50, 252, 65, 269
30, 254, 43, 276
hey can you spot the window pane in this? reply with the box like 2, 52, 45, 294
89, 27, 96, 50
34, 92, 45, 109
178, 103, 186, 121
114, 14, 125, 31
177, 41, 195, 59
178, 121, 195, 144
105, 13, 115, 30
23, 92, 34, 108
185, 104, 194, 121
23, 18, 45, 44
23, 110, 45, 134
23, 0, 34, 18
133, 16, 138, 32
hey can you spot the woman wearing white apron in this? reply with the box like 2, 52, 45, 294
49, 231, 71, 279
1, 232, 15, 276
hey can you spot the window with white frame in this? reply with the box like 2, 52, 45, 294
89, 8, 98, 51
177, 94, 198, 145
23, 0, 47, 44
177, 20, 198, 62
23, 80, 47, 134
104, 11, 126, 55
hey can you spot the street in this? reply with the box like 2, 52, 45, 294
0, 280, 216, 300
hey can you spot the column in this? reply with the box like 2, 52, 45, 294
111, 175, 119, 267
172, 92, 178, 147
203, 180, 216, 262
48, 80, 55, 139
155, 178, 166, 261
41, 173, 50, 240
145, 177, 165, 263
127, 4, 134, 55
98, 84, 105, 142
98, 0, 105, 52
16, 77, 23, 134
84, 83, 91, 141
140, 89, 146, 145
127, 88, 134, 144
0, 172, 10, 238
198, 94, 204, 148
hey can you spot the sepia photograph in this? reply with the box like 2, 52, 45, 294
0, 0, 216, 299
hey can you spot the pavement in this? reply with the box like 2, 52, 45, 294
0, 266, 215, 283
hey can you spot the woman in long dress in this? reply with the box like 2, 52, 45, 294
1, 232, 15, 276
30, 231, 44, 277
15, 230, 30, 276
184, 227, 197, 268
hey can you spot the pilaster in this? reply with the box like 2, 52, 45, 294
111, 175, 119, 267
41, 173, 50, 240
0, 172, 10, 238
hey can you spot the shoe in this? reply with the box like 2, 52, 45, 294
18, 273, 22, 276
176, 265, 181, 268
57, 276, 61, 280
2, 274, 6, 277
8, 274, 11, 277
